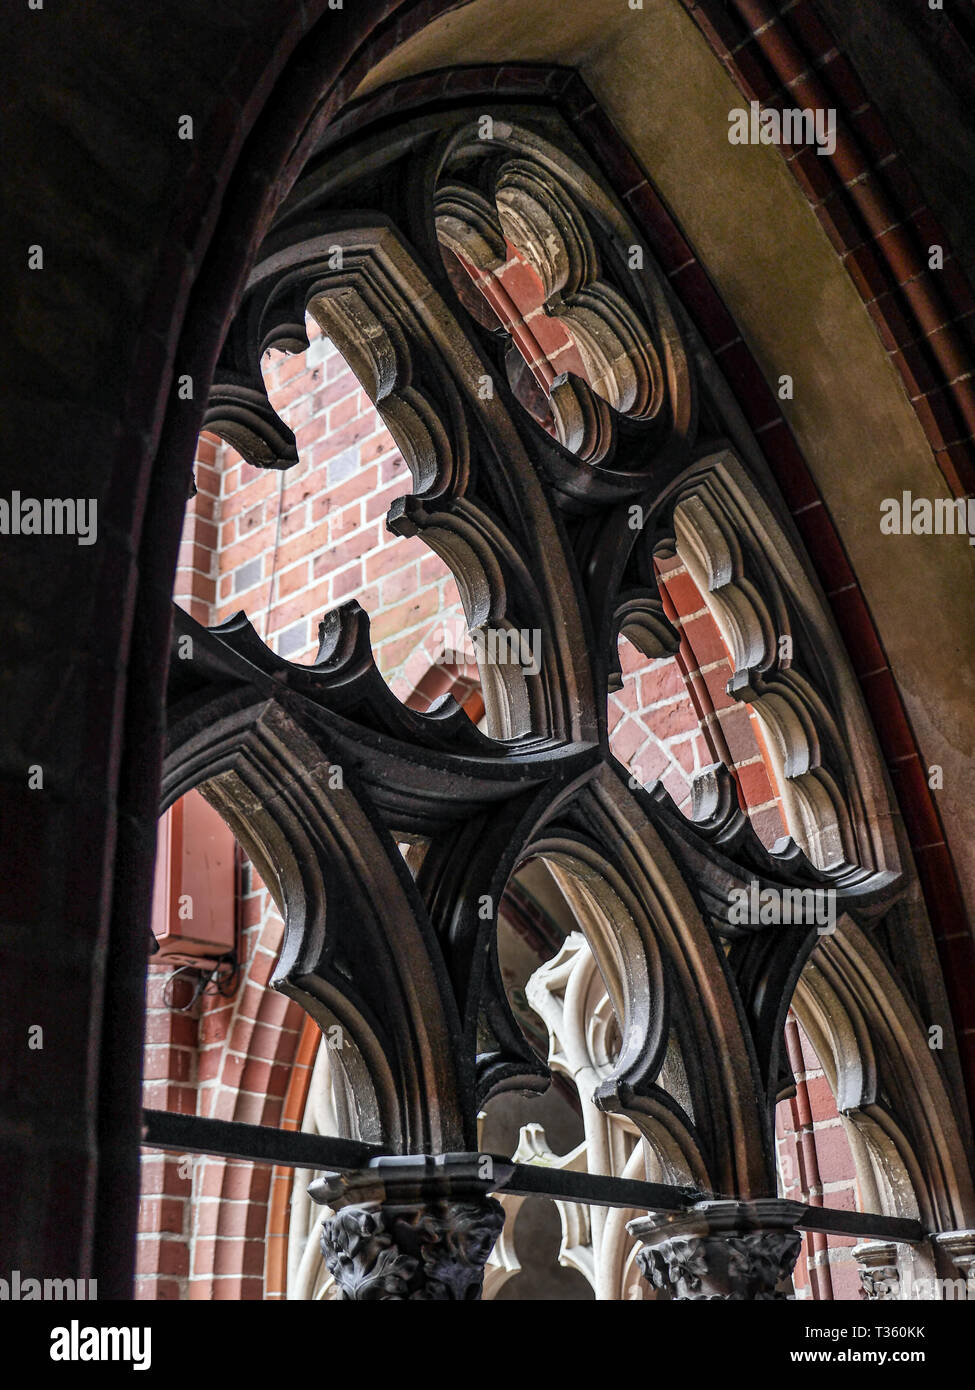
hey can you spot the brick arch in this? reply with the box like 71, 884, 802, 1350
137, 839, 308, 1300
679, 0, 975, 499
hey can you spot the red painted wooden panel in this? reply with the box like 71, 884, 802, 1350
151, 792, 235, 965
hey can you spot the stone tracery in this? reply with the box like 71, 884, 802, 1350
162, 80, 975, 1299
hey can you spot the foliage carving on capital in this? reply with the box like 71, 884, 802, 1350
637, 1228, 801, 1301
320, 1196, 505, 1301
629, 1200, 804, 1301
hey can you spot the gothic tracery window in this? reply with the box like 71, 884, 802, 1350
153, 86, 973, 1302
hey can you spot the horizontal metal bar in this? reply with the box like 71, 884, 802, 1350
795, 1203, 923, 1245
504, 1162, 690, 1212
141, 1111, 923, 1243
142, 1110, 384, 1172
506, 1168, 923, 1241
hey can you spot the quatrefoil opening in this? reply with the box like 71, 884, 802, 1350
434, 144, 666, 465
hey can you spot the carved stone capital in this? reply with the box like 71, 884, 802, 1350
854, 1241, 901, 1300
933, 1229, 975, 1291
309, 1154, 509, 1301
627, 1199, 804, 1301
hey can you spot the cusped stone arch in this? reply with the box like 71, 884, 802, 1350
163, 647, 467, 1156
490, 930, 702, 1300
430, 112, 696, 486
792, 919, 975, 1239
647, 447, 905, 888
500, 762, 771, 1199
208, 212, 597, 744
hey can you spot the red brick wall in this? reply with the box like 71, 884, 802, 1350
776, 1015, 861, 1301
137, 860, 306, 1300
137, 970, 198, 1300
174, 433, 220, 628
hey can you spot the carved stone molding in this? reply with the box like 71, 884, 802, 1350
934, 1229, 975, 1288
854, 1241, 901, 1300
310, 1155, 509, 1300
628, 1199, 804, 1300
